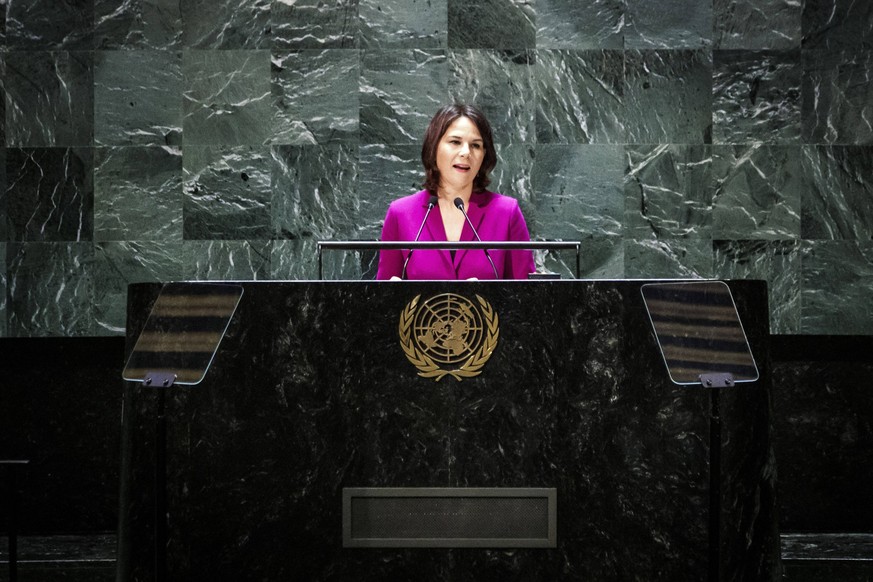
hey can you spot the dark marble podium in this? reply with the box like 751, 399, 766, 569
118, 280, 778, 582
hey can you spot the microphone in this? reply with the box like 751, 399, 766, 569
401, 194, 438, 279
453, 197, 499, 279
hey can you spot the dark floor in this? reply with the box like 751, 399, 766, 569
2, 533, 872, 581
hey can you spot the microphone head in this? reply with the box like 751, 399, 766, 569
453, 197, 464, 210
428, 194, 438, 207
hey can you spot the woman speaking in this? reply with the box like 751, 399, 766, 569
376, 103, 535, 280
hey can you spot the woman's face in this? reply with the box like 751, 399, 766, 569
435, 116, 485, 194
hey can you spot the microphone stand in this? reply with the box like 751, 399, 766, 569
401, 194, 438, 280
453, 197, 499, 279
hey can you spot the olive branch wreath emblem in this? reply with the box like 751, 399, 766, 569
398, 293, 499, 382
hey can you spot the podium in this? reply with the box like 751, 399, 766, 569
118, 280, 778, 581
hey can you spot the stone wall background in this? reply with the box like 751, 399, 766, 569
1, 0, 871, 337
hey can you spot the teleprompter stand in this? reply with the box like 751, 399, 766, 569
122, 282, 243, 582
641, 281, 760, 582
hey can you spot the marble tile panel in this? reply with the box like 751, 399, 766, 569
802, 0, 873, 50
801, 146, 873, 240
271, 144, 359, 240
357, 143, 422, 236
801, 241, 873, 334
713, 0, 801, 49
93, 145, 183, 242
271, 238, 310, 279
491, 143, 533, 206
624, 0, 712, 49
271, 238, 369, 280
182, 50, 271, 146
713, 50, 801, 144
448, 49, 535, 144
530, 144, 624, 240
183, 146, 272, 240
0, 54, 6, 147
272, 0, 359, 49
270, 50, 360, 145
624, 239, 713, 278
183, 240, 272, 280
0, 0, 6, 46
94, 50, 183, 146
359, 0, 447, 49
4, 51, 94, 147
516, 144, 624, 279
712, 145, 801, 240
93, 241, 186, 335
94, 0, 183, 49
535, 50, 625, 144
624, 145, 713, 239
569, 236, 624, 279
5, 0, 93, 50
7, 242, 96, 337
536, 0, 624, 49
360, 49, 449, 144
714, 240, 801, 334
624, 50, 712, 144
180, 0, 270, 49
447, 0, 535, 50
0, 147, 6, 241
0, 243, 6, 337
6, 147, 94, 242
802, 50, 873, 145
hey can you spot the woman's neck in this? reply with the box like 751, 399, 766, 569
437, 185, 472, 206
436, 187, 470, 242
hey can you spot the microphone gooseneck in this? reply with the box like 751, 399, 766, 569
401, 194, 438, 280
453, 197, 499, 280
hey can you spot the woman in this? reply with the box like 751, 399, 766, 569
376, 104, 535, 280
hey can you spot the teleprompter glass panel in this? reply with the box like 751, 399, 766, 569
122, 282, 243, 385
641, 281, 758, 385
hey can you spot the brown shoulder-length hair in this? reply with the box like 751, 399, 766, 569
421, 103, 497, 195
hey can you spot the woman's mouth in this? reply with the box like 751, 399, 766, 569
453, 164, 470, 172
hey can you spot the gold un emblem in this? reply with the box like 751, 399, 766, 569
399, 293, 499, 382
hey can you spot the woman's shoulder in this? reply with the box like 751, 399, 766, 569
473, 190, 522, 211
387, 190, 430, 212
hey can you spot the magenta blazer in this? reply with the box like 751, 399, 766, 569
376, 190, 535, 280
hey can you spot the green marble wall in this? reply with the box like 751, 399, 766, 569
1, 0, 871, 337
